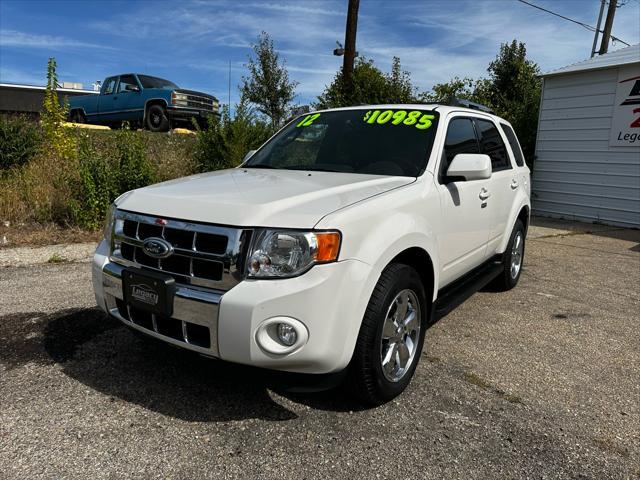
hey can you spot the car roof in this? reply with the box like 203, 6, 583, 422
314, 104, 508, 124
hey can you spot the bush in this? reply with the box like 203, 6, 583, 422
0, 127, 198, 230
67, 126, 157, 230
67, 144, 117, 230
0, 115, 42, 171
195, 103, 273, 172
115, 127, 154, 192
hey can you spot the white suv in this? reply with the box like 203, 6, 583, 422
92, 104, 531, 405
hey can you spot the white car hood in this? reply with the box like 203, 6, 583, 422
117, 168, 415, 228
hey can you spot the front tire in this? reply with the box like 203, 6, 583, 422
146, 104, 170, 132
347, 263, 428, 405
492, 219, 526, 291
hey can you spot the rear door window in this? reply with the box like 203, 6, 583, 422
500, 123, 525, 167
475, 119, 511, 171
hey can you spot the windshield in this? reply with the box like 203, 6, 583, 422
244, 108, 440, 177
137, 75, 178, 89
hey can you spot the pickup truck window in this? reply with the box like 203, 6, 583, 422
475, 119, 511, 171
138, 75, 178, 89
102, 77, 117, 95
442, 118, 480, 175
117, 74, 138, 93
500, 123, 525, 167
244, 109, 440, 177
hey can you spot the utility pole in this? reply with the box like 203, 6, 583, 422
342, 0, 360, 96
598, 0, 617, 55
591, 0, 606, 57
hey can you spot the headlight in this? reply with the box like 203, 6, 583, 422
171, 92, 189, 105
247, 229, 341, 278
103, 203, 116, 245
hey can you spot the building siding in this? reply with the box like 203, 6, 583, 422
533, 66, 640, 227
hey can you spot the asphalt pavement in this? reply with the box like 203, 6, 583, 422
1, 217, 638, 479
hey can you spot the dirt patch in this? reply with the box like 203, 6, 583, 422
464, 371, 524, 404
0, 222, 101, 249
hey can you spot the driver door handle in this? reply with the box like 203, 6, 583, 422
479, 188, 491, 200
511, 179, 519, 190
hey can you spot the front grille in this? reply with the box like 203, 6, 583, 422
111, 210, 250, 291
176, 91, 216, 112
116, 299, 211, 348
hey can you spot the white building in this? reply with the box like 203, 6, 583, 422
533, 44, 640, 227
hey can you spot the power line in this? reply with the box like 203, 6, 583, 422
516, 0, 631, 46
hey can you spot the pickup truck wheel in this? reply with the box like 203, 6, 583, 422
348, 263, 427, 405
492, 219, 526, 291
146, 104, 170, 132
70, 110, 85, 123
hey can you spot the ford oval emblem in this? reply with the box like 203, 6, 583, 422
142, 237, 174, 259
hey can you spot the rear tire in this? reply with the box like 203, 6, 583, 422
347, 263, 428, 406
146, 104, 170, 132
492, 219, 526, 291
70, 110, 85, 123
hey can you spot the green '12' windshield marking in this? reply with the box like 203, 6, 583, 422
363, 110, 434, 130
296, 113, 321, 127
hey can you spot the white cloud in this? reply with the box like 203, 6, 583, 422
10, 0, 636, 103
0, 66, 44, 85
0, 29, 114, 50
357, 0, 640, 93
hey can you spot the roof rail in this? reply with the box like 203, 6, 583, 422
449, 97, 494, 114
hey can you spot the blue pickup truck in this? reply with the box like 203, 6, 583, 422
68, 73, 219, 131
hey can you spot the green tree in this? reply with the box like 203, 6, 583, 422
485, 40, 541, 164
386, 57, 416, 103
316, 56, 417, 109
241, 32, 298, 127
420, 77, 490, 105
195, 100, 273, 172
421, 40, 540, 166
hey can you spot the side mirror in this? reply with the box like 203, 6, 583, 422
243, 150, 257, 163
125, 84, 140, 92
446, 153, 492, 181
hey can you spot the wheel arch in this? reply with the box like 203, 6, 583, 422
143, 98, 169, 121
517, 204, 530, 235
68, 107, 87, 119
388, 247, 435, 307
498, 199, 531, 253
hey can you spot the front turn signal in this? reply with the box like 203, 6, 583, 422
315, 232, 341, 262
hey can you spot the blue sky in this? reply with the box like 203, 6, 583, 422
1, 0, 639, 105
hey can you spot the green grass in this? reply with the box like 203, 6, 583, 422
47, 253, 67, 264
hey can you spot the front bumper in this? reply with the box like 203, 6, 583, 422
166, 106, 218, 121
92, 239, 373, 374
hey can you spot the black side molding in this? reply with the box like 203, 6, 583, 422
431, 256, 503, 323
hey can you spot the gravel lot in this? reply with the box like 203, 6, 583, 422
1, 218, 638, 479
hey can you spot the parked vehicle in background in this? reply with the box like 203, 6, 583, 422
92, 103, 531, 405
68, 74, 219, 132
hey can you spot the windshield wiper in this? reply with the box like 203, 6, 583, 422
243, 164, 277, 169
286, 165, 342, 173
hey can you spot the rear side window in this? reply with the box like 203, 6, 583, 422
117, 75, 138, 93
475, 119, 511, 171
500, 123, 525, 167
442, 118, 480, 176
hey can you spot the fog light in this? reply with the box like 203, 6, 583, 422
255, 317, 308, 354
277, 323, 297, 346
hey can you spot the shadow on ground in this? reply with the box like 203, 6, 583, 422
0, 307, 367, 422
530, 216, 640, 252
